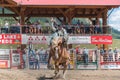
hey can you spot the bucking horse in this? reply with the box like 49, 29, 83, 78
48, 37, 70, 79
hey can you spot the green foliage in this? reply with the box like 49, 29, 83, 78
112, 28, 120, 39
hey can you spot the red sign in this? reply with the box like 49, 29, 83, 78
0, 34, 21, 44
91, 36, 112, 44
0, 60, 8, 68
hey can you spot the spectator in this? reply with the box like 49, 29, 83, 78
77, 20, 80, 25
4, 21, 9, 33
108, 48, 114, 61
80, 22, 85, 34
75, 45, 81, 54
39, 47, 45, 63
94, 21, 101, 34
35, 49, 40, 70
114, 47, 119, 61
22, 50, 27, 69
45, 20, 50, 34
36, 21, 42, 34
83, 47, 89, 65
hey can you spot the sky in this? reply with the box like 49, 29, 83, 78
108, 7, 120, 31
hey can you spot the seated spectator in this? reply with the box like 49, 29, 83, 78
114, 47, 119, 61
94, 21, 101, 34
29, 25, 34, 34
36, 21, 42, 34
80, 22, 85, 34
77, 20, 81, 25
89, 24, 94, 34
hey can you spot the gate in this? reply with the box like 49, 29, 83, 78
76, 49, 98, 70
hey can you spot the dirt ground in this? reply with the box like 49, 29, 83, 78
0, 69, 120, 80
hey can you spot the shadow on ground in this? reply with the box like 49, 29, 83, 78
37, 75, 53, 80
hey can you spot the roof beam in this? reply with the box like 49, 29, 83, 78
5, 0, 17, 6
0, 14, 18, 17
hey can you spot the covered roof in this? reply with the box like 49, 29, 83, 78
13, 0, 120, 6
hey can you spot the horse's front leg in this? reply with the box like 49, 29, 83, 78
54, 63, 59, 78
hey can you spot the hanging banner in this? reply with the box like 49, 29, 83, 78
67, 36, 91, 44
91, 35, 112, 44
27, 36, 50, 44
0, 34, 21, 44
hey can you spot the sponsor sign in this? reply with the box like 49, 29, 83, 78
77, 64, 97, 69
0, 60, 8, 68
100, 62, 120, 69
12, 53, 20, 66
0, 49, 10, 68
27, 36, 50, 44
68, 36, 91, 44
22, 34, 27, 44
0, 34, 21, 44
91, 35, 112, 44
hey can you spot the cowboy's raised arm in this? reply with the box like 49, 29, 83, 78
50, 18, 57, 32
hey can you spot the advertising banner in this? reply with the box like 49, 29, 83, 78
0, 49, 10, 68
11, 53, 20, 67
0, 60, 8, 68
91, 35, 112, 44
0, 34, 21, 44
22, 34, 27, 44
67, 36, 91, 44
27, 36, 50, 44
100, 62, 120, 69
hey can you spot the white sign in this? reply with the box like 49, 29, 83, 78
67, 36, 91, 44
77, 64, 97, 69
27, 36, 50, 44
101, 64, 120, 69
12, 54, 20, 66
22, 34, 27, 44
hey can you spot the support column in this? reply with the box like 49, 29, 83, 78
102, 9, 107, 34
20, 7, 26, 25
102, 9, 108, 50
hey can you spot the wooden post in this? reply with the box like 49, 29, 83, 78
102, 9, 108, 50
102, 9, 107, 34
20, 7, 26, 25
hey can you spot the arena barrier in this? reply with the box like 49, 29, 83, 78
76, 49, 98, 70
100, 52, 120, 69
0, 49, 10, 69
39, 54, 49, 69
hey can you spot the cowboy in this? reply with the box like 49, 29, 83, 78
49, 18, 59, 46
57, 25, 68, 47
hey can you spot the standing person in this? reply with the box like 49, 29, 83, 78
83, 47, 89, 65
114, 47, 119, 61
35, 49, 40, 70
108, 48, 114, 61
22, 49, 27, 69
